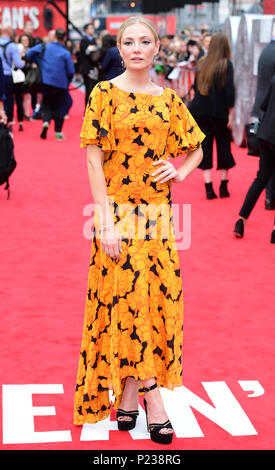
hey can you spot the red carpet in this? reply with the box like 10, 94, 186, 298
0, 89, 274, 450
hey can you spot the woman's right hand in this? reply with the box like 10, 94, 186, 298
100, 224, 122, 259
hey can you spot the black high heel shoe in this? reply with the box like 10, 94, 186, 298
117, 408, 139, 431
117, 378, 139, 431
140, 383, 174, 445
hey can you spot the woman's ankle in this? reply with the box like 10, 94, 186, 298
142, 378, 156, 390
119, 377, 139, 409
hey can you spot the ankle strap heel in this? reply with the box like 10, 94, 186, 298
141, 382, 174, 445
143, 395, 173, 444
139, 383, 158, 393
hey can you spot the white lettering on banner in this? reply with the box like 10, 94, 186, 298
1, 7, 11, 26
80, 381, 259, 441
2, 384, 72, 444
0, 7, 40, 30
28, 7, 39, 30
160, 382, 258, 438
12, 7, 24, 30
238, 380, 265, 398
80, 397, 150, 441
2, 381, 262, 444
81, 419, 118, 441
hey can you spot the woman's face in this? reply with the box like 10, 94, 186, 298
21, 35, 30, 48
203, 35, 211, 50
173, 40, 182, 53
188, 43, 200, 57
181, 40, 187, 55
118, 23, 160, 71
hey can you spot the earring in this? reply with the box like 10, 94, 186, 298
121, 57, 125, 68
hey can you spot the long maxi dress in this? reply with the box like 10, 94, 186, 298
74, 81, 205, 425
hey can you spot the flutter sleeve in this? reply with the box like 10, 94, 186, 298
166, 90, 205, 158
80, 82, 116, 150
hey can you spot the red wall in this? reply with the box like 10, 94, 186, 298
0, 0, 67, 38
263, 0, 275, 14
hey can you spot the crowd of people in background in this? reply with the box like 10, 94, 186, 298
154, 30, 211, 78
0, 20, 213, 136
0, 19, 274, 241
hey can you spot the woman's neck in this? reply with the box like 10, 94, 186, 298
121, 69, 153, 90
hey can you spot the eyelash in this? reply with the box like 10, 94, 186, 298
124, 40, 151, 46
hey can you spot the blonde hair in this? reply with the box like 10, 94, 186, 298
117, 16, 159, 44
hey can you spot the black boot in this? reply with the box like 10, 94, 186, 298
40, 122, 49, 139
233, 218, 244, 238
265, 199, 275, 210
205, 182, 218, 200
271, 230, 275, 244
220, 179, 230, 198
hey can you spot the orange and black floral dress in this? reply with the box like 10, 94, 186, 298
74, 81, 205, 425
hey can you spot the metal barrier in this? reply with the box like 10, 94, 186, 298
151, 67, 196, 102
153, 14, 275, 149
224, 14, 275, 147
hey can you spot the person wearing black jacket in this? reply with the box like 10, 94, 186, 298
251, 38, 275, 210
251, 40, 275, 118
188, 33, 235, 200
234, 74, 275, 243
100, 35, 124, 80
79, 23, 98, 109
